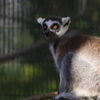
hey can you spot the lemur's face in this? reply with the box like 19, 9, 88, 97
37, 16, 71, 38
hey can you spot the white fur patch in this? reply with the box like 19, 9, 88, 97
44, 20, 60, 28
49, 43, 59, 68
62, 17, 70, 25
56, 25, 69, 36
37, 17, 45, 25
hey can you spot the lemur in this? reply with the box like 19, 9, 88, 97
37, 16, 100, 100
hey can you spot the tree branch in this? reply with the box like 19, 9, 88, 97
0, 30, 77, 63
0, 36, 58, 63
20, 91, 58, 100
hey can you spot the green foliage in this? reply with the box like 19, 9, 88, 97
76, 20, 89, 29
0, 61, 58, 99
17, 33, 34, 48
0, 0, 100, 100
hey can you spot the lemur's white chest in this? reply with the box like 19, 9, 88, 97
49, 44, 59, 68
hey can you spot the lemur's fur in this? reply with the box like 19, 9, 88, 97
37, 16, 100, 100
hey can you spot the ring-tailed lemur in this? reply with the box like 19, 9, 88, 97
37, 16, 100, 100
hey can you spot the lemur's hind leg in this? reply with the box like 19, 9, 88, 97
97, 94, 100, 100
54, 52, 93, 100
54, 52, 79, 100
59, 72, 68, 93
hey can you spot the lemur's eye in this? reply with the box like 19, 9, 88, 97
43, 26, 47, 30
43, 24, 47, 30
53, 25, 58, 29
51, 24, 59, 29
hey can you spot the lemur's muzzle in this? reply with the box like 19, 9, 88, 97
45, 29, 50, 36
44, 29, 55, 37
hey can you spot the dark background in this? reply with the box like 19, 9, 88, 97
0, 0, 100, 100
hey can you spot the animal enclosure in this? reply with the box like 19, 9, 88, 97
0, 0, 100, 100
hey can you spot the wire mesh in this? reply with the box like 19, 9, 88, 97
0, 0, 100, 100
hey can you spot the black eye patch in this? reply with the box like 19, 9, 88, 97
64, 20, 70, 27
51, 23, 59, 29
64, 22, 69, 27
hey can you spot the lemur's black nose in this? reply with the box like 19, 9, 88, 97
45, 29, 50, 36
44, 29, 55, 37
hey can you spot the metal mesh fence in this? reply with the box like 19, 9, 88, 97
0, 0, 100, 100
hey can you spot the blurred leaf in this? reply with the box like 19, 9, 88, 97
76, 20, 89, 29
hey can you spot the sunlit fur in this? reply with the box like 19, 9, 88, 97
37, 16, 100, 100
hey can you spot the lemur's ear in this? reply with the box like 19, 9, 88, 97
62, 17, 71, 26
37, 17, 45, 25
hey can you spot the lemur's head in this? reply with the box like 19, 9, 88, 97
37, 16, 71, 38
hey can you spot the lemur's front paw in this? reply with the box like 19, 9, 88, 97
53, 92, 77, 100
53, 95, 65, 100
